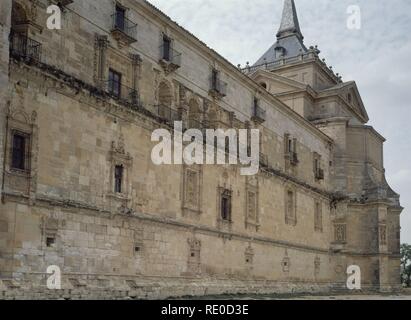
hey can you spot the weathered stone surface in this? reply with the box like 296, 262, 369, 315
0, 0, 402, 299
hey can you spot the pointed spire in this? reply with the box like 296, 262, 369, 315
276, 0, 303, 40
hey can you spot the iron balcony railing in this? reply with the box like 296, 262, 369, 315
315, 168, 325, 180
252, 104, 266, 122
104, 80, 139, 107
10, 32, 42, 61
155, 104, 181, 125
160, 45, 182, 68
210, 78, 228, 97
289, 151, 299, 165
259, 152, 269, 167
111, 12, 137, 40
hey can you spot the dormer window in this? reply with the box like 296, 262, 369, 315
274, 46, 286, 59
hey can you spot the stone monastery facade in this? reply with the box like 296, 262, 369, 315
0, 0, 403, 298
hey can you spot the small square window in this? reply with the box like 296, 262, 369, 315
46, 237, 55, 247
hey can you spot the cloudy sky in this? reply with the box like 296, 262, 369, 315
148, 0, 411, 243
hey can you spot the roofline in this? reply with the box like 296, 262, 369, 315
349, 124, 386, 142
139, 0, 333, 144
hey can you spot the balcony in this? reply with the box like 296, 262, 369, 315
159, 45, 182, 74
155, 105, 181, 126
111, 13, 137, 47
315, 168, 324, 180
10, 32, 42, 62
251, 104, 266, 123
209, 79, 227, 99
259, 153, 269, 168
287, 151, 299, 166
104, 80, 139, 108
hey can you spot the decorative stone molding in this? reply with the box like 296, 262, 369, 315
186, 237, 201, 276
245, 176, 260, 231
182, 165, 203, 218
284, 185, 297, 226
106, 134, 133, 213
334, 223, 347, 244
245, 244, 254, 274
216, 186, 233, 231
94, 35, 109, 86
379, 223, 387, 247
314, 256, 321, 277
11, 0, 43, 34
281, 250, 291, 273
3, 83, 38, 204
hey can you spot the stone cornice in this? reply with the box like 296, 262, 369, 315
349, 124, 386, 143
2, 191, 331, 255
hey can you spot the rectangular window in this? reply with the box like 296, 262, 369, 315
114, 165, 123, 193
315, 201, 323, 232
108, 69, 122, 98
163, 36, 171, 61
11, 133, 27, 170
285, 190, 296, 225
254, 97, 259, 109
46, 237, 55, 248
221, 190, 231, 221
287, 191, 294, 215
288, 139, 293, 153
115, 5, 126, 30
314, 158, 319, 172
211, 69, 219, 90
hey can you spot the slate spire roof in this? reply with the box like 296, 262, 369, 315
253, 0, 307, 67
277, 0, 303, 40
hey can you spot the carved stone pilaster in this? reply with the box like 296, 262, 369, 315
94, 35, 109, 87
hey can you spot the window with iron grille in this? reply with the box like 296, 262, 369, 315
11, 132, 28, 171
211, 69, 219, 90
162, 35, 171, 61
108, 69, 122, 98
115, 5, 126, 31
114, 165, 124, 193
221, 189, 232, 221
